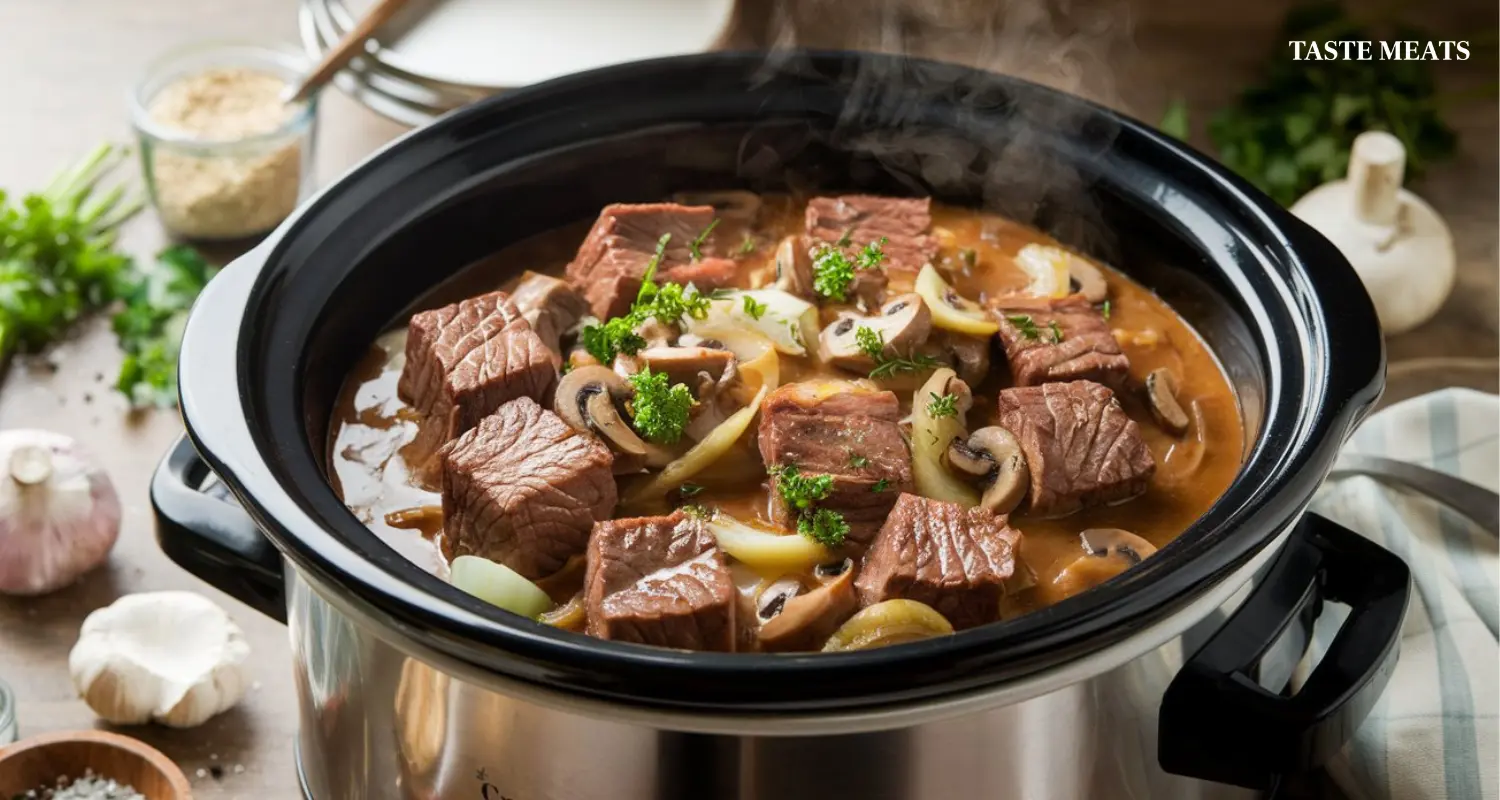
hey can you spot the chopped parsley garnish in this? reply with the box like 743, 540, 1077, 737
737, 235, 757, 256
626, 367, 694, 444
688, 218, 720, 261
681, 504, 711, 519
927, 392, 959, 419
1006, 314, 1041, 341
848, 453, 869, 469
872, 478, 890, 493
742, 294, 768, 320
798, 508, 850, 547
678, 482, 704, 498
959, 248, 977, 269
770, 464, 834, 511
1101, 300, 1111, 320
856, 325, 942, 380
1049, 320, 1064, 342
579, 233, 710, 362
811, 237, 887, 301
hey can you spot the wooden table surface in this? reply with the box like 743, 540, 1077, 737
0, 1, 1492, 798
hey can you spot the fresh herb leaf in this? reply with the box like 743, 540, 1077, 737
112, 245, 217, 407
626, 367, 695, 444
1006, 314, 1041, 341
681, 504, 711, 519
1049, 320, 1065, 342
872, 478, 890, 493
927, 391, 958, 419
835, 226, 855, 247
1101, 300, 1111, 320
688, 218, 720, 261
857, 325, 942, 379
737, 235, 757, 256
742, 294, 768, 320
638, 233, 671, 290
848, 453, 869, 469
770, 464, 834, 512
678, 482, 704, 498
581, 316, 647, 363
580, 233, 708, 362
855, 325, 885, 359
797, 507, 849, 547
1160, 98, 1190, 140
812, 237, 887, 301
959, 248, 977, 269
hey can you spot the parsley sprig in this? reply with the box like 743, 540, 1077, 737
812, 237, 887, 301
770, 464, 848, 546
626, 366, 695, 444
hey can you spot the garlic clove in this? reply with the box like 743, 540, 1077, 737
69, 591, 251, 728
0, 429, 122, 596
1291, 131, 1456, 335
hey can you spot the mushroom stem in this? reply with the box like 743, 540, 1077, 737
9, 444, 53, 486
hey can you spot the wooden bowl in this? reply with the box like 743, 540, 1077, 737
0, 730, 192, 799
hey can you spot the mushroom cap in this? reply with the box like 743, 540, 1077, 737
945, 426, 1029, 514
553, 365, 663, 473
758, 566, 859, 652
1068, 257, 1109, 303
1145, 367, 1190, 435
1036, 529, 1159, 605
817, 293, 933, 373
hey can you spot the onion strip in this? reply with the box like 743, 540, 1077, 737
623, 384, 770, 505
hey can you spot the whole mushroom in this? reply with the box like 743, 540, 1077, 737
945, 426, 1030, 514
554, 365, 672, 473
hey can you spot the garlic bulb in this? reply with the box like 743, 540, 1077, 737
1291, 131, 1456, 335
70, 591, 251, 728
0, 429, 122, 595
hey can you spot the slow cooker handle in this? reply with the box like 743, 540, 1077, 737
151, 434, 287, 623
1158, 513, 1410, 789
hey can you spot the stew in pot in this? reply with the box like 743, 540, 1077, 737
329, 193, 1243, 653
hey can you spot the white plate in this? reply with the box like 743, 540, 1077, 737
329, 0, 735, 90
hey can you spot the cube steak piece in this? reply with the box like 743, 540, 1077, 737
399, 290, 558, 448
565, 203, 737, 320
440, 396, 616, 579
804, 195, 939, 274
757, 380, 913, 546
855, 493, 1022, 630
995, 380, 1156, 518
584, 510, 738, 651
993, 294, 1129, 388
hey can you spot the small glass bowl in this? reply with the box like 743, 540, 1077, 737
131, 42, 318, 241
0, 676, 16, 744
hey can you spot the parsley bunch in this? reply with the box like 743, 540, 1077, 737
770, 464, 848, 546
812, 237, 888, 301
113, 245, 217, 407
1162, 2, 1468, 206
580, 233, 711, 363
626, 366, 695, 444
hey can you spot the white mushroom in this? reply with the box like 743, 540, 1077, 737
1145, 367, 1190, 435
69, 591, 250, 728
758, 560, 859, 652
554, 365, 672, 473
945, 426, 1030, 514
817, 293, 933, 372
1069, 258, 1109, 303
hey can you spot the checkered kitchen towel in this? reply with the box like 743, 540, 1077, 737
1310, 389, 1499, 800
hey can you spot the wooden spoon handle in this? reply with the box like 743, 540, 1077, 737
287, 0, 412, 104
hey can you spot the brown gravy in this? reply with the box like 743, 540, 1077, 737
328, 197, 1243, 621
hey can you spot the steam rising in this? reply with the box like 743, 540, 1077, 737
739, 0, 1135, 254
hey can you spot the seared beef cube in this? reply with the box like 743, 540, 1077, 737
994, 295, 1129, 388
399, 290, 558, 444
805, 195, 938, 274
855, 494, 1021, 629
441, 397, 616, 578
996, 381, 1155, 517
565, 203, 736, 320
510, 271, 588, 361
584, 510, 737, 651
757, 380, 913, 545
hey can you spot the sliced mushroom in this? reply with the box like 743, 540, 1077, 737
758, 563, 859, 652
944, 426, 1030, 514
1036, 529, 1158, 605
756, 577, 805, 623
1145, 367, 1190, 435
636, 346, 735, 386
817, 293, 933, 373
553, 365, 670, 474
774, 235, 815, 299
849, 269, 890, 312
936, 331, 991, 386
1068, 257, 1109, 303
637, 318, 675, 349
671, 190, 762, 222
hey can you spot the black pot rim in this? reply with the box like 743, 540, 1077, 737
177, 49, 1384, 713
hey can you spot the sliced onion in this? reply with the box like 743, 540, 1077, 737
914, 265, 999, 336
821, 600, 955, 652
622, 384, 770, 506
911, 370, 979, 506
450, 556, 553, 619
693, 289, 818, 356
707, 513, 833, 575
1013, 244, 1072, 299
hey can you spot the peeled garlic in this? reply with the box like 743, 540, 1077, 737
0, 429, 121, 595
69, 591, 250, 728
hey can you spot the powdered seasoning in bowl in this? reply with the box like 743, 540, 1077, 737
132, 42, 317, 241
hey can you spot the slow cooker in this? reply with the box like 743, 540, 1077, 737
152, 51, 1410, 800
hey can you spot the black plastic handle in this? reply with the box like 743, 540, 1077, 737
151, 434, 288, 622
1158, 512, 1411, 790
